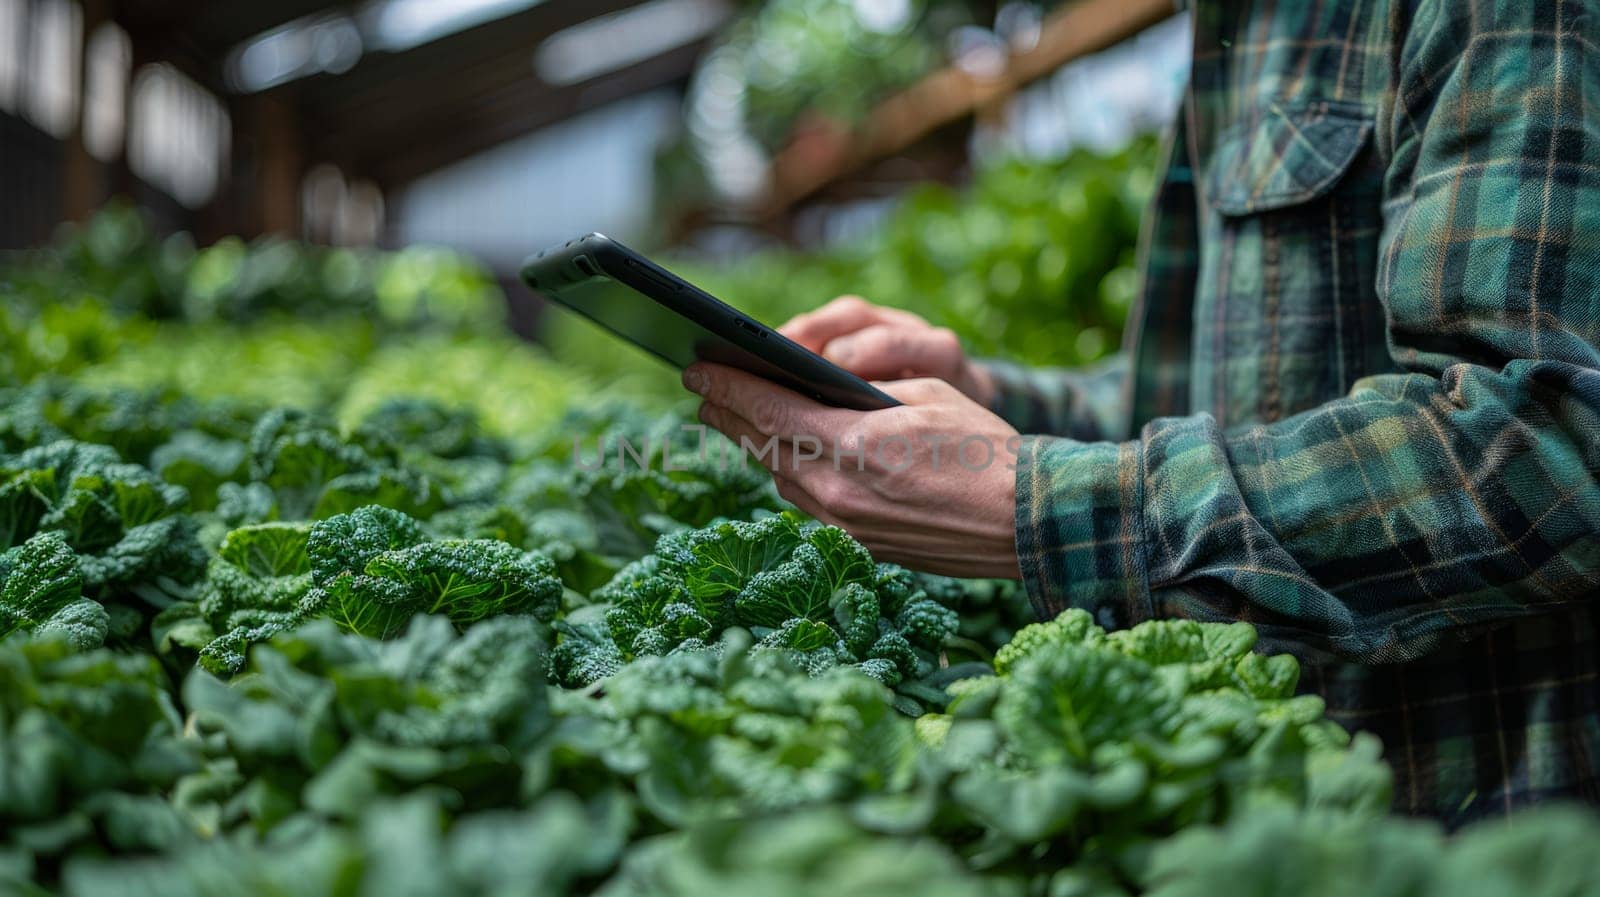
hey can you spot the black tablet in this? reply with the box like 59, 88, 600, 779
520, 234, 900, 411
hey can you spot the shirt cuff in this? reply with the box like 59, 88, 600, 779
1014, 435, 1154, 628
981, 359, 1048, 433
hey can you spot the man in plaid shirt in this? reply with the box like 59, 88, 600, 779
685, 0, 1599, 825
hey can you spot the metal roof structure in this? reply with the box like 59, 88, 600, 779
118, 0, 712, 181
13, 0, 720, 239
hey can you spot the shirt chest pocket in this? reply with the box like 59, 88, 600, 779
1196, 101, 1389, 426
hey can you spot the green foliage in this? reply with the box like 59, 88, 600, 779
302, 506, 563, 639
512, 403, 783, 557
0, 633, 201, 884
0, 381, 255, 464
334, 334, 584, 442
915, 610, 1393, 887
1143, 804, 1600, 897
0, 533, 107, 650
556, 636, 920, 826
554, 513, 957, 691
75, 316, 378, 410
604, 809, 1010, 897
61, 791, 631, 897
0, 295, 148, 388
180, 523, 316, 674
5, 202, 503, 329
0, 438, 205, 604
700, 0, 963, 150
177, 616, 553, 834
247, 408, 445, 522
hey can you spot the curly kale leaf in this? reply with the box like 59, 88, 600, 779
177, 523, 315, 674
672, 514, 805, 617
992, 608, 1105, 675
247, 409, 441, 521
0, 533, 108, 650
0, 441, 203, 602
300, 506, 560, 639
362, 539, 562, 625
995, 643, 1178, 768
548, 619, 625, 687
219, 520, 311, 577
248, 409, 375, 519
0, 468, 52, 551
148, 431, 248, 513
552, 413, 781, 556
179, 616, 551, 826
895, 596, 959, 651
582, 513, 958, 689
306, 504, 427, 582
832, 582, 880, 657
737, 530, 872, 627
563, 638, 920, 826
930, 610, 1394, 874
18, 441, 188, 549
0, 633, 201, 869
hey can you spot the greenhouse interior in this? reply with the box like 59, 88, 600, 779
2, 0, 1597, 894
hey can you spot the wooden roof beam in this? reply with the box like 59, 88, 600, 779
310, 37, 707, 188
760, 0, 1177, 216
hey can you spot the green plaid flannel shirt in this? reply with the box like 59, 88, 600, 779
986, 0, 1600, 825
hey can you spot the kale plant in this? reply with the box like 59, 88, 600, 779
300, 505, 562, 638
0, 633, 201, 887
177, 615, 553, 833
0, 439, 205, 605
550, 512, 958, 689
911, 610, 1394, 889
0, 533, 109, 650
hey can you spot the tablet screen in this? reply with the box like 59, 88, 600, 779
522, 236, 899, 411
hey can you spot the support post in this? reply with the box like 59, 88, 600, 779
252, 91, 303, 237
61, 0, 108, 221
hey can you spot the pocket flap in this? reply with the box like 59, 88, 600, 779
1207, 102, 1373, 216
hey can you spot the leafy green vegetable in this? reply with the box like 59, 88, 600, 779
16, 198, 1586, 897
1143, 804, 1600, 897
552, 633, 921, 827
0, 439, 205, 604
555, 513, 957, 690
61, 791, 631, 897
915, 611, 1393, 887
247, 408, 443, 522
179, 615, 552, 832
604, 809, 1010, 897
301, 505, 562, 638
6, 202, 503, 330
179, 523, 316, 674
0, 633, 201, 881
0, 533, 107, 650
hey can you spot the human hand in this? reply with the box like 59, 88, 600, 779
684, 362, 1021, 580
779, 296, 996, 406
